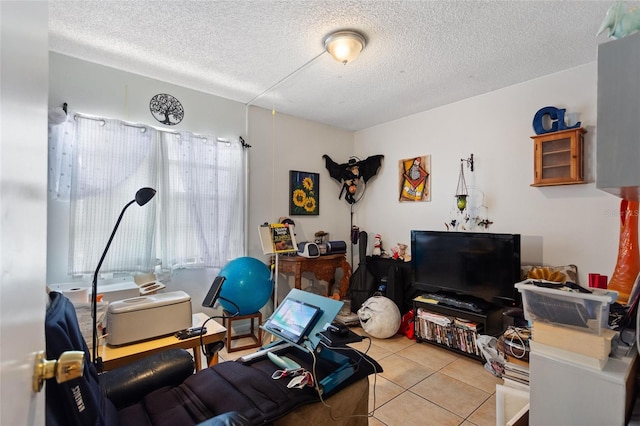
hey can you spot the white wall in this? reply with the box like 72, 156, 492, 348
49, 53, 246, 139
49, 53, 621, 303
48, 53, 248, 314
247, 106, 354, 300
354, 63, 620, 286
48, 53, 354, 310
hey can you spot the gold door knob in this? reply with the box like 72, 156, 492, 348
32, 350, 84, 392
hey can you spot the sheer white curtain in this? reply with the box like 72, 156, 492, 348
48, 109, 75, 200
49, 111, 245, 277
68, 114, 158, 275
159, 131, 244, 269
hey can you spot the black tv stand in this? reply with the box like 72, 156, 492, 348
413, 295, 504, 361
421, 292, 490, 313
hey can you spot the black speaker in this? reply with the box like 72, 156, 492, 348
326, 240, 347, 254
366, 256, 413, 314
384, 265, 403, 313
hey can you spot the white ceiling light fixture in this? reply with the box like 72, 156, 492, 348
247, 29, 368, 106
324, 30, 366, 64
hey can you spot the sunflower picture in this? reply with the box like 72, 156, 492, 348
289, 171, 319, 215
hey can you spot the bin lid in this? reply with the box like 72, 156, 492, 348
107, 290, 191, 314
515, 280, 618, 304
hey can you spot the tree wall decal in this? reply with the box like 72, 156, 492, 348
149, 93, 184, 125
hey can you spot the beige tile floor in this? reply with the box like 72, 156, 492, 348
217, 325, 501, 426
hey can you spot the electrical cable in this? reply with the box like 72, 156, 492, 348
199, 298, 241, 360
199, 315, 228, 359
504, 326, 529, 359
307, 337, 378, 421
245, 50, 326, 107
218, 296, 241, 315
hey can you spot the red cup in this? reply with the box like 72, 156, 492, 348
588, 273, 600, 288
596, 275, 608, 289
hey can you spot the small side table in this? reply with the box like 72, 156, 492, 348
222, 311, 262, 353
100, 313, 226, 371
277, 254, 351, 298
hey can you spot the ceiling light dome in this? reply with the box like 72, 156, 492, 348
324, 30, 366, 64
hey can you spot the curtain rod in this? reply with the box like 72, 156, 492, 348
73, 112, 234, 144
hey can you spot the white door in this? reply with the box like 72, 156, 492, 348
0, 2, 49, 425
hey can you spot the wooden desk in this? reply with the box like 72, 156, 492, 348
99, 313, 226, 371
277, 254, 351, 298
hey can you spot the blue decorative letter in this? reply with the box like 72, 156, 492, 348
532, 106, 580, 135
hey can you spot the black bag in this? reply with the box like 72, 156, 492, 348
45, 291, 118, 426
348, 231, 376, 313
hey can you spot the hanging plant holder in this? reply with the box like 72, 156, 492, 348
455, 162, 469, 212
454, 154, 474, 212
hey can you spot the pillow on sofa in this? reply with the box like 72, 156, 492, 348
520, 264, 578, 284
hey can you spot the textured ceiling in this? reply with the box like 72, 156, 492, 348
49, 1, 629, 131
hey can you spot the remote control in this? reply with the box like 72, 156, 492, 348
237, 342, 292, 363
176, 327, 206, 340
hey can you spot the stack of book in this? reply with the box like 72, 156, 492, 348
415, 308, 482, 356
499, 327, 531, 386
502, 361, 530, 386
530, 320, 617, 370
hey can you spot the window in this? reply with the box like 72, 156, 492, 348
159, 131, 245, 270
49, 112, 245, 277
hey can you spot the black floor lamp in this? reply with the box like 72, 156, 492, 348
92, 187, 156, 369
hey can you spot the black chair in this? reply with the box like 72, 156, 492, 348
45, 291, 248, 426
46, 291, 380, 426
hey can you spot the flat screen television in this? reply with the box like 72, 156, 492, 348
411, 230, 521, 308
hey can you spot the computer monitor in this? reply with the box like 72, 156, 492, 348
261, 289, 343, 351
262, 297, 322, 345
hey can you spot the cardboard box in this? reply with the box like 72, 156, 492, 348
532, 320, 617, 360
529, 340, 609, 370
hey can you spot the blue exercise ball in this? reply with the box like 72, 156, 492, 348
218, 257, 272, 315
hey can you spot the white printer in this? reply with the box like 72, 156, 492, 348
106, 290, 192, 346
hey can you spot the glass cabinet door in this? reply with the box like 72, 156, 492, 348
532, 128, 585, 186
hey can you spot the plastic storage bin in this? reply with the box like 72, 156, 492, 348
515, 280, 618, 334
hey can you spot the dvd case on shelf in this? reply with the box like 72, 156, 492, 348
415, 308, 482, 356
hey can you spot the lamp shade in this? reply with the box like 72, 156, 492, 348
135, 187, 156, 206
324, 30, 366, 64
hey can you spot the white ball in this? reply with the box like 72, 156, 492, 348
357, 295, 401, 339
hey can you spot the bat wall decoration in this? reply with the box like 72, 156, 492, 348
322, 154, 384, 204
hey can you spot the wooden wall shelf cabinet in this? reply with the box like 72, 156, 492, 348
531, 127, 586, 187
